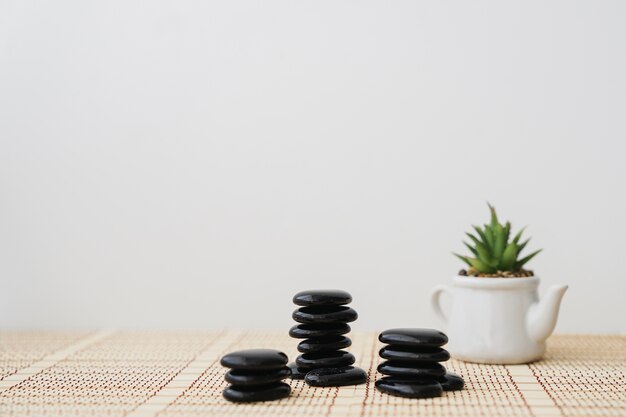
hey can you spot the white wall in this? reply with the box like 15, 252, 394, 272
1, 0, 625, 333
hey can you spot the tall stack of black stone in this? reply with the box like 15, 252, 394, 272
220, 349, 292, 403
288, 290, 367, 386
375, 328, 464, 398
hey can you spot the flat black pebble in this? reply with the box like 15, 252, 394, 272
289, 323, 351, 339
305, 366, 367, 387
293, 290, 352, 306
298, 336, 352, 353
222, 382, 291, 402
293, 306, 358, 324
379, 328, 448, 347
438, 372, 465, 391
379, 345, 450, 363
220, 349, 288, 370
375, 377, 443, 399
287, 362, 308, 380
377, 361, 446, 378
225, 366, 291, 386
296, 350, 355, 369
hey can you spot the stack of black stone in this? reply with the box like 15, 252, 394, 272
220, 349, 292, 403
375, 328, 464, 398
288, 290, 367, 387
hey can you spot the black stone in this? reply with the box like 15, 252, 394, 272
438, 372, 465, 391
293, 306, 358, 324
293, 290, 352, 306
297, 336, 352, 353
225, 366, 291, 386
375, 377, 443, 399
377, 361, 446, 378
378, 328, 448, 347
379, 345, 450, 363
304, 366, 368, 387
289, 323, 351, 339
287, 362, 308, 380
220, 349, 288, 370
222, 382, 291, 402
296, 350, 355, 369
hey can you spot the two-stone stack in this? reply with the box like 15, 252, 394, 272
289, 290, 367, 386
375, 328, 464, 398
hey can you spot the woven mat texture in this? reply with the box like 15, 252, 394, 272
0, 331, 624, 417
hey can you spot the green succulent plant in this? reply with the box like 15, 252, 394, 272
454, 204, 541, 274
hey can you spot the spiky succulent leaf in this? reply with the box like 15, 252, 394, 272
512, 227, 526, 244
483, 224, 495, 249
489, 203, 498, 228
455, 205, 541, 274
493, 222, 505, 260
463, 242, 478, 256
467, 257, 496, 273
475, 242, 493, 266
514, 249, 542, 269
517, 238, 530, 255
453, 253, 472, 266
503, 222, 511, 245
465, 232, 481, 247
472, 225, 490, 249
500, 242, 518, 270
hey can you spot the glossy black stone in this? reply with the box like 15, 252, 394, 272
225, 366, 291, 386
289, 323, 351, 339
220, 349, 288, 370
438, 372, 465, 391
378, 328, 448, 347
287, 362, 308, 380
296, 350, 355, 369
290, 289, 361, 388
293, 290, 352, 306
222, 382, 291, 402
375, 377, 443, 399
304, 366, 368, 387
293, 306, 358, 324
377, 361, 447, 378
297, 336, 352, 353
379, 345, 450, 363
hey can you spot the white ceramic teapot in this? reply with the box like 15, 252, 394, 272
431, 275, 567, 364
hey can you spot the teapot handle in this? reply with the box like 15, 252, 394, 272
430, 285, 452, 324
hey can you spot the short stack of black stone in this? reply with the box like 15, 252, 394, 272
375, 328, 464, 398
220, 349, 292, 403
288, 290, 367, 387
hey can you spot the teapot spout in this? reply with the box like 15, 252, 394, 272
526, 285, 568, 343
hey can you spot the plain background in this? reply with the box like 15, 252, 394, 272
1, 1, 625, 333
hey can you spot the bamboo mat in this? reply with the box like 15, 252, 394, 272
0, 331, 624, 417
